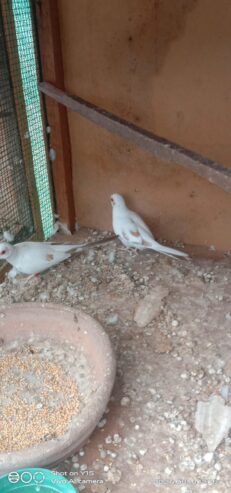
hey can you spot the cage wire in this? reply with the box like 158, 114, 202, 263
0, 0, 53, 243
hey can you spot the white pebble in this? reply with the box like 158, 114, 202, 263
180, 373, 189, 380
121, 396, 130, 406
106, 313, 119, 325
105, 435, 112, 444
139, 448, 147, 456
98, 418, 107, 429
172, 320, 179, 327
113, 434, 122, 444
108, 251, 116, 263
204, 452, 214, 463
221, 384, 229, 402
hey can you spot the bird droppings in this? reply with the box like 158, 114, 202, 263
0, 227, 231, 492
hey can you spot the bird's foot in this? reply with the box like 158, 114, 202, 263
23, 273, 40, 285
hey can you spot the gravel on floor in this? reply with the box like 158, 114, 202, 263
0, 229, 231, 492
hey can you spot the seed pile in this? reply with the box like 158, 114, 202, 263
0, 341, 81, 452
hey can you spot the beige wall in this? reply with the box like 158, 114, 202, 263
58, 0, 231, 250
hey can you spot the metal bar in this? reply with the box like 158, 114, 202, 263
39, 81, 231, 194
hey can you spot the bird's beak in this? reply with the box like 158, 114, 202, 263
111, 198, 114, 205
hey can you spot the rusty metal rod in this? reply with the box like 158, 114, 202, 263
39, 81, 231, 194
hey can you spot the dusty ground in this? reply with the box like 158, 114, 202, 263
0, 230, 231, 493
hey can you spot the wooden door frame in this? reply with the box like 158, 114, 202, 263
35, 0, 75, 232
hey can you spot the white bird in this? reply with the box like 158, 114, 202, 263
111, 193, 188, 259
0, 237, 116, 278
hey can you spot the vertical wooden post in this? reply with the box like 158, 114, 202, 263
35, 0, 75, 231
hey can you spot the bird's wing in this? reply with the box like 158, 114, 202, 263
128, 210, 154, 237
14, 242, 71, 274
120, 216, 151, 246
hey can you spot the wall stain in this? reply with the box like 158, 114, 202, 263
151, 0, 198, 73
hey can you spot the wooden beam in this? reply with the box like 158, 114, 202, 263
35, 0, 75, 231
39, 81, 231, 195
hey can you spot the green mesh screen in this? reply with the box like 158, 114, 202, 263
0, 0, 53, 241
0, 5, 34, 241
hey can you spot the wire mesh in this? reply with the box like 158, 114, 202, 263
0, 4, 34, 241
0, 0, 53, 242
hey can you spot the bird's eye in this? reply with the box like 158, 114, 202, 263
1, 250, 6, 255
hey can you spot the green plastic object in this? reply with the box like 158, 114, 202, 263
0, 469, 78, 493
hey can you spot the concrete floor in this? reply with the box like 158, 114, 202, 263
0, 230, 231, 492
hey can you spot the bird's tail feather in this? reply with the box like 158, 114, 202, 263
151, 242, 188, 259
50, 235, 117, 252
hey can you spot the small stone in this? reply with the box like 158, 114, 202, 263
214, 462, 222, 471
204, 452, 214, 463
103, 465, 109, 472
194, 454, 202, 465
120, 396, 130, 406
36, 403, 43, 409
180, 372, 189, 380
108, 251, 116, 263
171, 320, 179, 327
98, 418, 107, 429
221, 384, 229, 402
134, 286, 169, 327
106, 467, 122, 484
139, 448, 147, 456
106, 313, 119, 325
105, 435, 112, 444
164, 467, 172, 475
113, 434, 122, 444
109, 451, 117, 459
79, 449, 85, 456
90, 277, 98, 284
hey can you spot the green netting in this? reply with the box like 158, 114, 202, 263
12, 0, 53, 239
0, 6, 34, 241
